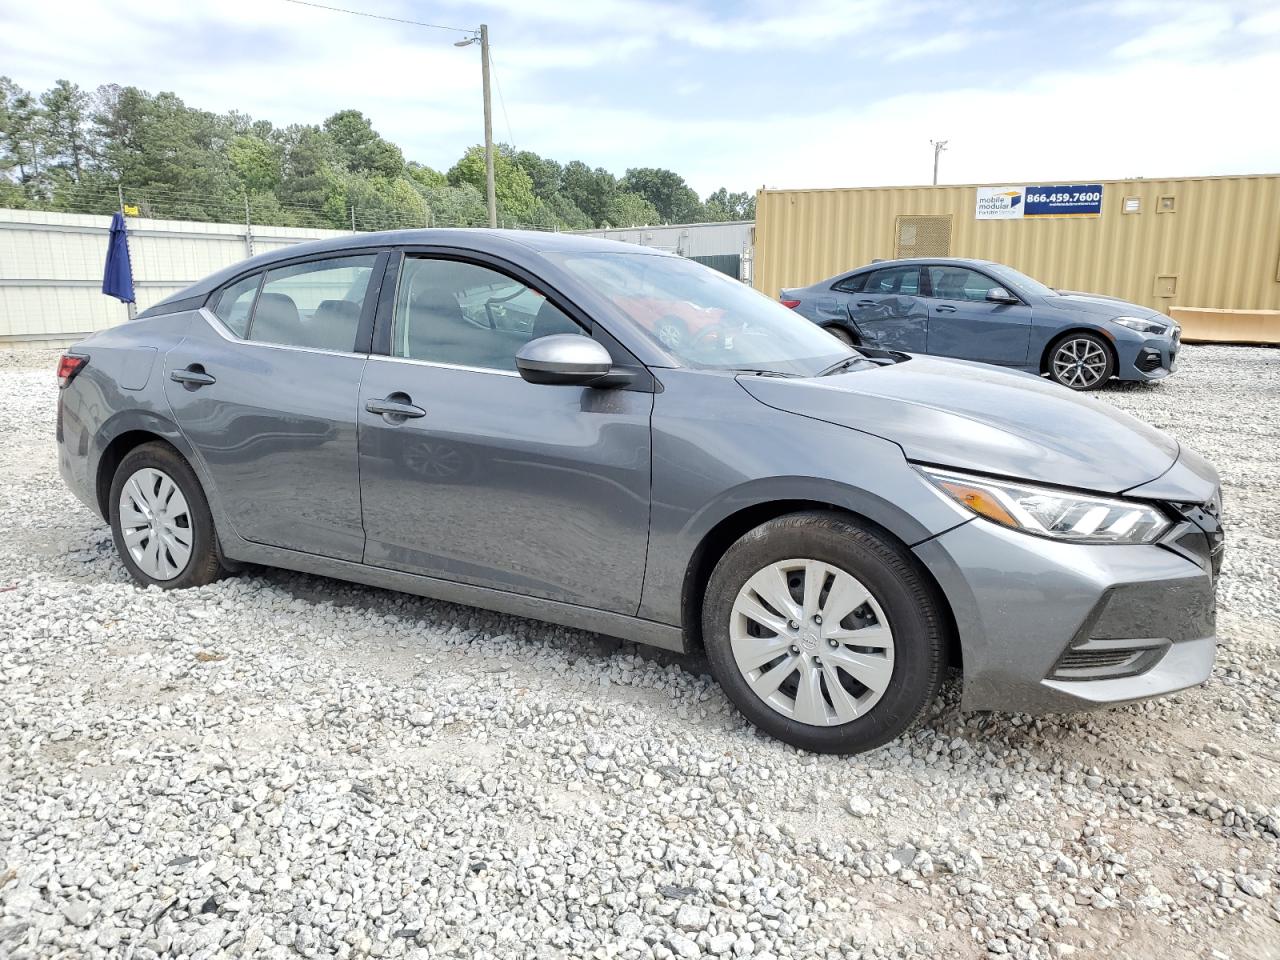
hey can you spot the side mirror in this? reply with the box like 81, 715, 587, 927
516, 334, 615, 386
986, 287, 1018, 304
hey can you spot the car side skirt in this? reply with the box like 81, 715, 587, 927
224, 537, 689, 653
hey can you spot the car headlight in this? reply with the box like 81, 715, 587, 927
921, 467, 1171, 544
1112, 315, 1167, 335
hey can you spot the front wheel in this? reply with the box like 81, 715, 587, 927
701, 512, 945, 754
1048, 333, 1114, 390
109, 443, 225, 589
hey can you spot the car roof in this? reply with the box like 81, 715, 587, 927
144, 228, 676, 312
851, 257, 996, 272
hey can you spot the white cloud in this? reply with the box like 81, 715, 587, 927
1, 0, 1276, 197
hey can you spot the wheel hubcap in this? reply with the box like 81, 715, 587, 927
1053, 339, 1107, 388
730, 559, 895, 727
118, 467, 193, 580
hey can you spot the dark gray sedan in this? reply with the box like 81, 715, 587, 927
781, 257, 1181, 389
56, 231, 1221, 754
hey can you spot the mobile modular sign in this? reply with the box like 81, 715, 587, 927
976, 184, 1103, 220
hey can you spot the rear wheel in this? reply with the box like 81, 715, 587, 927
701, 512, 945, 754
825, 325, 856, 346
109, 443, 225, 589
1048, 332, 1114, 390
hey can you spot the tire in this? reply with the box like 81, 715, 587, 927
109, 442, 225, 589
1047, 332, 1114, 390
701, 512, 945, 754
825, 325, 856, 347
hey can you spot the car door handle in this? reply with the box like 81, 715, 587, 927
170, 365, 216, 387
934, 305, 957, 313
855, 300, 876, 307
366, 396, 426, 420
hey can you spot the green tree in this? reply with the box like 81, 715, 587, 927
447, 144, 539, 225
229, 134, 283, 195
560, 160, 617, 227
620, 167, 703, 223
703, 187, 755, 221
512, 149, 563, 203
604, 192, 659, 227
323, 109, 404, 179
39, 79, 93, 181
0, 76, 43, 189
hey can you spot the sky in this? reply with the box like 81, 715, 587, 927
1, 0, 1278, 195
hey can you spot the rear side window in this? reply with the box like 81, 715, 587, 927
212, 274, 261, 337
249, 256, 377, 352
864, 266, 920, 295
832, 273, 867, 293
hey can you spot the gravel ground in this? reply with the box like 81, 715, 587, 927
1, 344, 1278, 960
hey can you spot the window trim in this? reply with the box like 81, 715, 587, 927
831, 272, 868, 294
920, 264, 1025, 305
862, 264, 923, 297
203, 249, 389, 353
371, 246, 655, 392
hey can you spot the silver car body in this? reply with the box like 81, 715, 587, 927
56, 230, 1222, 714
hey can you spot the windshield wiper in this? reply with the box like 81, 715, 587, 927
818, 356, 870, 377
733, 368, 797, 378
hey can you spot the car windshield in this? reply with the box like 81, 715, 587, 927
986, 263, 1058, 299
555, 252, 855, 376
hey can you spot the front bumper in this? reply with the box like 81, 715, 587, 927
1117, 328, 1180, 381
915, 515, 1217, 714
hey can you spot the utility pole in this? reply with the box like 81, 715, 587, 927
480, 24, 497, 228
458, 25, 498, 228
931, 139, 948, 186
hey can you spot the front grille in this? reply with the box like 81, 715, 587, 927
1049, 637, 1169, 681
1057, 648, 1139, 671
1136, 349, 1163, 372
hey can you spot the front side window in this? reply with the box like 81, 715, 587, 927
212, 274, 261, 337
927, 266, 1006, 303
248, 255, 376, 352
865, 266, 920, 296
555, 252, 851, 376
393, 257, 582, 372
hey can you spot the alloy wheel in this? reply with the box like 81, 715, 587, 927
1052, 338, 1109, 388
117, 467, 194, 580
729, 559, 895, 726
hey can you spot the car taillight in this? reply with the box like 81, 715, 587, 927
780, 299, 801, 309
57, 354, 87, 388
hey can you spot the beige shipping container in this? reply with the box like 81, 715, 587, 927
753, 174, 1280, 316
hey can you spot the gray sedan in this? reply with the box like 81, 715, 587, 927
781, 257, 1182, 389
56, 231, 1222, 754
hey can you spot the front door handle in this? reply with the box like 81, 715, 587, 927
934, 305, 957, 313
366, 394, 426, 421
170, 365, 216, 387
855, 300, 876, 308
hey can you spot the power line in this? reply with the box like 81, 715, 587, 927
488, 49, 516, 151
278, 0, 474, 34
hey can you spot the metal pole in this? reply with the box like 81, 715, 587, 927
117, 184, 137, 320
351, 204, 357, 233
244, 194, 254, 257
931, 140, 948, 185
480, 24, 497, 229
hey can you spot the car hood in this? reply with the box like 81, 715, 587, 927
1044, 292, 1165, 322
739, 356, 1179, 493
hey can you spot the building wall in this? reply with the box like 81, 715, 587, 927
753, 175, 1280, 313
0, 209, 349, 344
571, 221, 754, 280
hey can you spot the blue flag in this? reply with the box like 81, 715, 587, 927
102, 212, 135, 304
